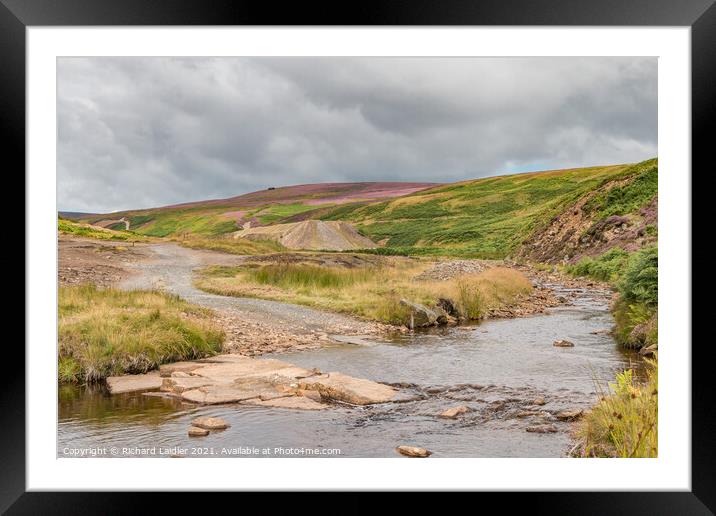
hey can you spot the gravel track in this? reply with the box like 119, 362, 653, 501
120, 243, 392, 355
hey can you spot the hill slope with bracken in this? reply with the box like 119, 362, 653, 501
318, 159, 657, 259
516, 159, 657, 263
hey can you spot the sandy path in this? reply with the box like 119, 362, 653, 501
120, 243, 394, 355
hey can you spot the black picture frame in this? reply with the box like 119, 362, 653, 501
3, 0, 710, 512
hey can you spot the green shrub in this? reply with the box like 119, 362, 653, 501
577, 360, 658, 458
565, 248, 630, 283
613, 298, 657, 348
618, 246, 658, 306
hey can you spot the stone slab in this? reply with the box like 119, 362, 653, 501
242, 396, 328, 410
298, 372, 396, 405
106, 371, 162, 394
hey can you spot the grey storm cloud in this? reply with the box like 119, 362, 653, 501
57, 57, 657, 213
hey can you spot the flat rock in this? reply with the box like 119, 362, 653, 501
554, 409, 583, 421
526, 424, 558, 433
330, 335, 382, 347
297, 389, 323, 402
514, 410, 543, 418
161, 377, 213, 393
188, 426, 210, 437
439, 405, 470, 418
191, 416, 230, 430
298, 372, 396, 405
159, 361, 203, 377
106, 371, 162, 394
243, 396, 328, 410
396, 445, 432, 458
181, 385, 266, 404
107, 354, 400, 410
639, 344, 658, 357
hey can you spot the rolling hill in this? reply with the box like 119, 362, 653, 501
75, 159, 657, 260
82, 182, 438, 238
319, 159, 657, 259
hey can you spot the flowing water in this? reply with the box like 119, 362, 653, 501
58, 269, 641, 458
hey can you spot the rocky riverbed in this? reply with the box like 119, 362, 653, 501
107, 353, 397, 407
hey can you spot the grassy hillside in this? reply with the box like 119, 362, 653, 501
518, 159, 657, 263
58, 218, 149, 242
320, 163, 637, 258
76, 160, 657, 260
83, 182, 437, 238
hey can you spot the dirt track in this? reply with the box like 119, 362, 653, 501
119, 243, 397, 355
58, 237, 152, 287
58, 237, 602, 356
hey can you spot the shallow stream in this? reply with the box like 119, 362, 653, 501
58, 279, 640, 458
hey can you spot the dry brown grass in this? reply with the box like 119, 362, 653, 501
576, 358, 658, 458
195, 262, 532, 326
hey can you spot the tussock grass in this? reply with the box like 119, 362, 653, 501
174, 235, 284, 255
196, 262, 532, 326
249, 263, 374, 290
58, 285, 223, 383
577, 359, 658, 458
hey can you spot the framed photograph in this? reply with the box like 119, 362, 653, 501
7, 0, 709, 510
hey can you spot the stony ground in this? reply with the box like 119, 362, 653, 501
58, 237, 153, 287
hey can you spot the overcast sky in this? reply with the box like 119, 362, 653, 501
57, 57, 657, 213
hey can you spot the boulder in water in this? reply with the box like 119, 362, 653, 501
191, 416, 230, 430
553, 339, 575, 347
188, 426, 210, 437
555, 409, 583, 421
400, 299, 438, 328
396, 445, 432, 457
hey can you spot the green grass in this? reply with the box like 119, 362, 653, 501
618, 245, 658, 307
58, 285, 224, 383
253, 203, 327, 224
58, 218, 148, 242
135, 211, 238, 237
566, 245, 658, 349
175, 235, 284, 255
577, 360, 658, 458
565, 245, 657, 301
564, 248, 631, 283
320, 163, 637, 258
248, 263, 373, 290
